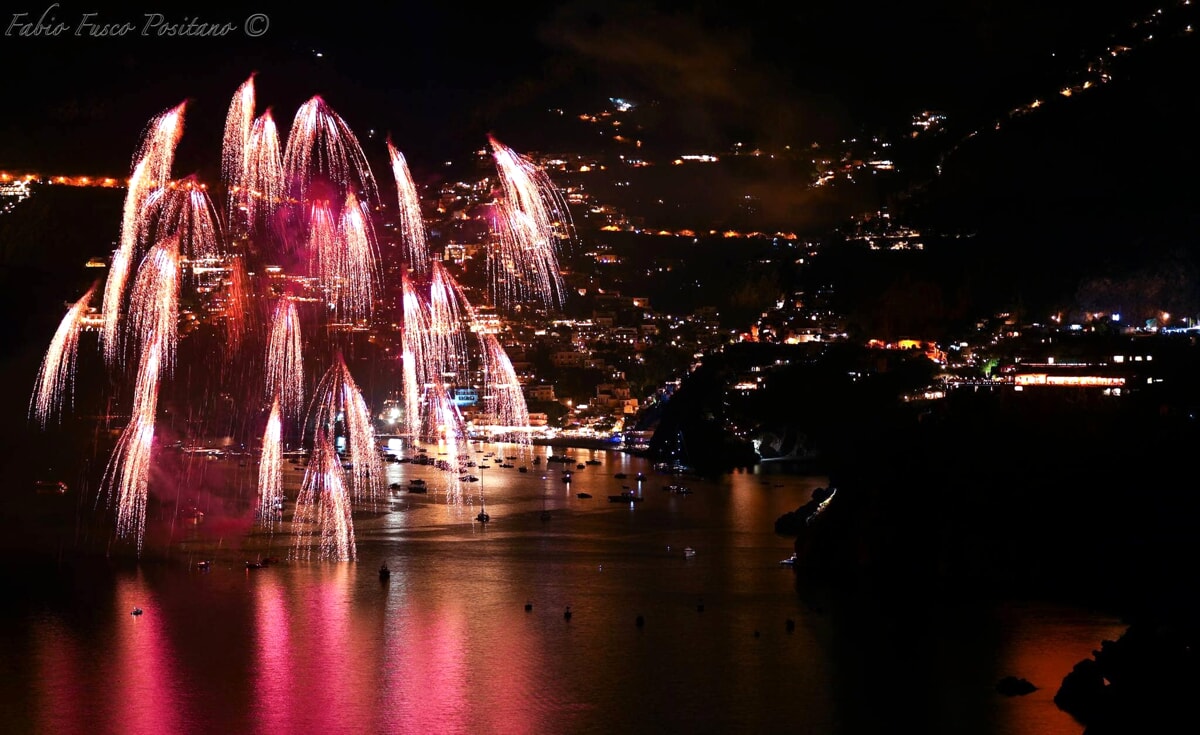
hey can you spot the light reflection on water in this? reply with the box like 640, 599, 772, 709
1, 444, 1126, 735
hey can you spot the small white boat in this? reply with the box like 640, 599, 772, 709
683, 547, 696, 558
131, 607, 143, 616
779, 553, 798, 566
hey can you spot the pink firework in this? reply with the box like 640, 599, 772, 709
222, 254, 253, 350
282, 96, 379, 208
265, 297, 304, 422
127, 237, 181, 377
422, 385, 467, 505
306, 198, 339, 286
101, 340, 164, 556
480, 333, 531, 443
334, 191, 379, 324
102, 102, 186, 365
140, 178, 223, 260
221, 74, 255, 224
386, 139, 428, 273
307, 353, 383, 506
428, 260, 475, 383
487, 133, 572, 309
242, 110, 285, 231
293, 434, 356, 562
29, 282, 98, 428
400, 273, 433, 439
257, 398, 284, 529
489, 200, 564, 310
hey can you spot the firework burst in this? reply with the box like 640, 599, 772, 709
428, 260, 475, 383
100, 341, 163, 556
422, 385, 467, 505
29, 282, 98, 428
282, 96, 379, 209
307, 353, 382, 506
140, 178, 223, 260
387, 139, 428, 273
400, 273, 432, 439
101, 102, 186, 365
292, 434, 356, 562
265, 297, 304, 423
222, 74, 255, 225
480, 333, 531, 446
127, 237, 181, 377
257, 398, 284, 529
242, 109, 285, 232
334, 191, 379, 324
487, 133, 572, 310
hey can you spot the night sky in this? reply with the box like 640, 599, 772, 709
0, 0, 1164, 175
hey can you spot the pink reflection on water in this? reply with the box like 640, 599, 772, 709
32, 620, 86, 733
251, 565, 373, 733
252, 575, 294, 734
385, 601, 471, 733
113, 571, 186, 733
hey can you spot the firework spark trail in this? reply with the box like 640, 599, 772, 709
282, 96, 379, 209
265, 297, 304, 422
102, 103, 185, 365
423, 385, 466, 506
101, 234, 180, 553
101, 342, 162, 556
243, 110, 285, 230
306, 199, 341, 309
29, 283, 97, 428
489, 201, 564, 310
141, 179, 223, 260
334, 192, 379, 324
222, 74, 255, 225
487, 133, 572, 309
257, 398, 283, 529
480, 333, 531, 448
387, 139, 428, 274
400, 273, 432, 439
127, 237, 180, 378
293, 435, 356, 562
308, 353, 383, 506
428, 260, 476, 384
223, 254, 252, 350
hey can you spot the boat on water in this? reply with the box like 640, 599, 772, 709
585, 459, 601, 466
575, 492, 592, 499
131, 608, 143, 616
683, 547, 697, 558
608, 492, 644, 503
779, 553, 798, 566
476, 511, 490, 523
614, 473, 627, 479
666, 484, 693, 495
518, 467, 528, 473
195, 560, 211, 570
379, 564, 391, 580
409, 478, 426, 486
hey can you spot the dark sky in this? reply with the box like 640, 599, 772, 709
0, 0, 1169, 177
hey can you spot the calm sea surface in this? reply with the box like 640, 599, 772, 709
0, 442, 1126, 735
